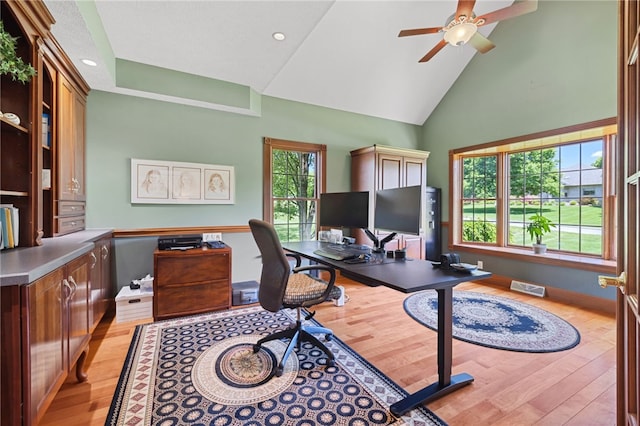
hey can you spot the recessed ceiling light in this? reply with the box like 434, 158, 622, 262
272, 32, 285, 41
81, 59, 97, 67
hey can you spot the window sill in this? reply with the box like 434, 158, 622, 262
451, 243, 617, 274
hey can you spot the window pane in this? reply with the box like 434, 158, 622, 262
269, 145, 321, 242
461, 155, 497, 243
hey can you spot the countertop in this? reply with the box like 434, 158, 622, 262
0, 229, 113, 286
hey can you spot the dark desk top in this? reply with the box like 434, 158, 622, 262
282, 241, 492, 293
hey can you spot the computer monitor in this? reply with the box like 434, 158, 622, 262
374, 185, 422, 236
319, 191, 369, 229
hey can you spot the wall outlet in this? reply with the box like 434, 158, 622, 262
477, 260, 484, 270
203, 232, 222, 242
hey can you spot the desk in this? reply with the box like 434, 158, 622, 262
282, 241, 492, 417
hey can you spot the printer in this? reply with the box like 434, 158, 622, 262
158, 234, 203, 251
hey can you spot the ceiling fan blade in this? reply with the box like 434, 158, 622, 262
419, 39, 448, 62
477, 0, 538, 26
468, 32, 495, 54
398, 27, 442, 37
455, 0, 477, 20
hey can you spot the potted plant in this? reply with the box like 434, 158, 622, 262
0, 21, 36, 84
526, 213, 556, 254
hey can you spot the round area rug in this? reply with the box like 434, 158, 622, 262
192, 335, 298, 405
404, 290, 580, 353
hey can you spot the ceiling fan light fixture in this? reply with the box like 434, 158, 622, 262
443, 22, 477, 46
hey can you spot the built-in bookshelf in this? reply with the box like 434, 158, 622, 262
0, 1, 37, 247
0, 0, 89, 249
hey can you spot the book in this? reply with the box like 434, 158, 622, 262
42, 113, 51, 147
1, 208, 12, 249
0, 205, 19, 248
5, 208, 14, 248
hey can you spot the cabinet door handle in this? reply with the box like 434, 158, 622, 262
90, 252, 97, 268
68, 276, 78, 298
73, 178, 80, 193
63, 279, 72, 301
101, 245, 109, 259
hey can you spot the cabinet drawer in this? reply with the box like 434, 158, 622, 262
156, 252, 230, 285
58, 201, 85, 217
155, 281, 230, 318
56, 215, 85, 235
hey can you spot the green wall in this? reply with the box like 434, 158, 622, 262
86, 92, 421, 228
420, 0, 617, 300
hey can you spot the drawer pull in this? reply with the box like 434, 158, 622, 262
128, 299, 142, 304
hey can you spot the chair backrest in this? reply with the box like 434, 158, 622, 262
248, 219, 291, 312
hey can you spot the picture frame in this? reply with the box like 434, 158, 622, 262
131, 159, 235, 204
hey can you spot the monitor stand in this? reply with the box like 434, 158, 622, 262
364, 229, 396, 253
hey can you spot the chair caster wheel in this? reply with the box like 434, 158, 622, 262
253, 344, 261, 353
325, 334, 332, 341
326, 359, 335, 368
275, 366, 284, 377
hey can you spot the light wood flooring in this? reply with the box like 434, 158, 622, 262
40, 278, 616, 425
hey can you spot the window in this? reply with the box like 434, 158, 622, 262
263, 138, 326, 242
452, 119, 617, 260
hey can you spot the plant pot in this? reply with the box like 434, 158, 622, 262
532, 243, 547, 254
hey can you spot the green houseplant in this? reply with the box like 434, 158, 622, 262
0, 20, 36, 84
526, 213, 556, 254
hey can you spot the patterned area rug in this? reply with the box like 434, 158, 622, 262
106, 305, 447, 425
404, 290, 580, 353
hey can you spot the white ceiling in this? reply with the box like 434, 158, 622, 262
44, 0, 515, 125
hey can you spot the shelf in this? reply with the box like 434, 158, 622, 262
0, 116, 29, 134
0, 190, 29, 197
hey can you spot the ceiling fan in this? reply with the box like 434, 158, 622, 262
399, 0, 538, 63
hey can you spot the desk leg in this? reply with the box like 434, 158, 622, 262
389, 287, 473, 417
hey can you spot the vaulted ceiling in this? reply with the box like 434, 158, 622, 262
44, 0, 517, 125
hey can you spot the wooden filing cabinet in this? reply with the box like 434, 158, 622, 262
153, 246, 232, 320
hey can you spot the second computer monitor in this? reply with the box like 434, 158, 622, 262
319, 191, 369, 229
374, 185, 422, 235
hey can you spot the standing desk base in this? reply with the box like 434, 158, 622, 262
389, 372, 474, 417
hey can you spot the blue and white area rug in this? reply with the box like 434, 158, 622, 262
404, 290, 580, 353
106, 305, 447, 425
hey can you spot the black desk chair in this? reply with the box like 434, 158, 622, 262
249, 219, 339, 376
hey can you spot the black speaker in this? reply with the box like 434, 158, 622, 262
424, 187, 442, 262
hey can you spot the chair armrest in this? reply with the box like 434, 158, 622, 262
293, 264, 337, 305
285, 252, 302, 268
293, 264, 336, 283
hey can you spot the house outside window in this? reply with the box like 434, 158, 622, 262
452, 119, 617, 260
263, 138, 327, 242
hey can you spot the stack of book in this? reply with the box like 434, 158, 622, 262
0, 205, 19, 249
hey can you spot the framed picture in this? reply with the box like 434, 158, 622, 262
131, 159, 235, 204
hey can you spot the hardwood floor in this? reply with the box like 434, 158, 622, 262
40, 278, 616, 425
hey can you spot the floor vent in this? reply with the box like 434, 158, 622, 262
510, 280, 546, 297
